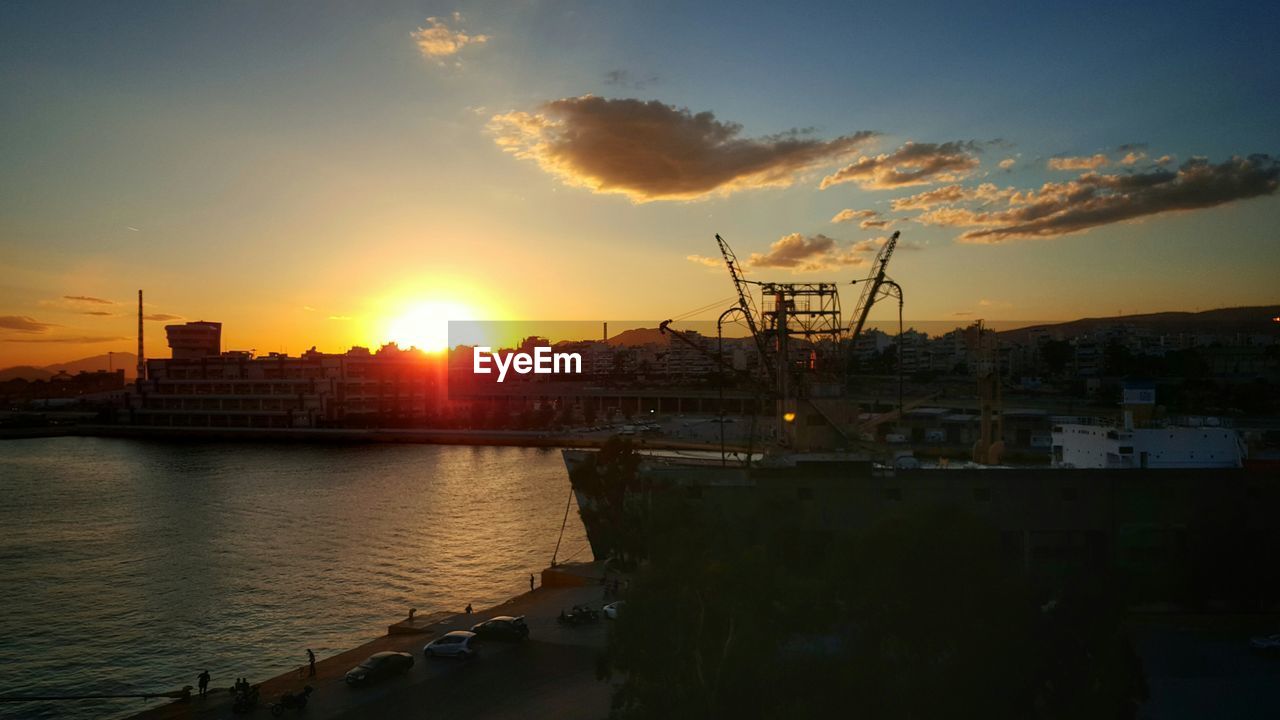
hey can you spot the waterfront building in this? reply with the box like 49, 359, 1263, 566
164, 321, 222, 360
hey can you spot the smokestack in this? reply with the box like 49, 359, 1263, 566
603, 322, 608, 342
137, 290, 146, 382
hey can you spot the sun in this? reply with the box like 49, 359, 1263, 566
385, 300, 476, 353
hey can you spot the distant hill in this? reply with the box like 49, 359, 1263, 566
0, 352, 138, 382
1000, 306, 1280, 343
606, 327, 670, 347
0, 366, 53, 382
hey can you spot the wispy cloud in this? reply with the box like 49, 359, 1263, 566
604, 69, 659, 90
686, 254, 723, 269
78, 310, 114, 316
831, 208, 877, 224
0, 315, 55, 333
143, 313, 183, 321
63, 295, 114, 305
5, 335, 126, 344
998, 157, 1017, 170
1047, 154, 1109, 171
412, 13, 489, 63
489, 96, 877, 202
912, 155, 1279, 243
328, 315, 353, 321
820, 141, 982, 190
891, 183, 1015, 211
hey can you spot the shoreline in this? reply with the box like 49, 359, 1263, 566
126, 562, 610, 720
0, 424, 751, 452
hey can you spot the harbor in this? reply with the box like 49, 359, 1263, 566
126, 563, 616, 720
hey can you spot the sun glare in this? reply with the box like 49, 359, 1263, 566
385, 300, 476, 353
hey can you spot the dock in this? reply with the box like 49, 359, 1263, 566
127, 562, 617, 720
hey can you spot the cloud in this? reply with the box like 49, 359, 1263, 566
4, 335, 126, 344
998, 157, 1016, 170
1119, 151, 1146, 166
63, 295, 114, 305
78, 311, 114, 316
143, 313, 182, 321
489, 96, 877, 202
743, 233, 903, 272
748, 233, 840, 269
831, 208, 877, 224
1047, 154, 1109, 171
1154, 154, 1174, 166
686, 254, 723, 269
604, 69, 658, 89
412, 13, 489, 62
328, 315, 353, 321
914, 155, 1280, 243
891, 183, 1015, 211
860, 218, 894, 229
0, 315, 55, 333
819, 141, 982, 190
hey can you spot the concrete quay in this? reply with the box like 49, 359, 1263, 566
129, 562, 617, 720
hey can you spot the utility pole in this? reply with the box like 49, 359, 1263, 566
136, 290, 145, 382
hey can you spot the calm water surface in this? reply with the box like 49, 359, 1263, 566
0, 437, 590, 719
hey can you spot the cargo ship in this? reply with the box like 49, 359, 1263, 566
561, 234, 1280, 605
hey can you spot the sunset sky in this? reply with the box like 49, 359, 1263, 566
3, 0, 1278, 366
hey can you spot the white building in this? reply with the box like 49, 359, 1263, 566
1051, 423, 1244, 469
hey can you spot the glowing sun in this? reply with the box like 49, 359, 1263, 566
385, 300, 475, 353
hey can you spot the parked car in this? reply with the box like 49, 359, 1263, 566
345, 651, 413, 686
424, 630, 477, 658
603, 601, 625, 620
470, 615, 529, 641
1249, 633, 1280, 655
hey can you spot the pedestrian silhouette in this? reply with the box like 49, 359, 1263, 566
307, 649, 316, 677
408, 608, 416, 622
529, 573, 535, 592
465, 603, 473, 614
197, 669, 210, 697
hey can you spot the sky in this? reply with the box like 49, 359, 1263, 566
2, 0, 1278, 365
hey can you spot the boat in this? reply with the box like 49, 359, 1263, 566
560, 233, 1280, 606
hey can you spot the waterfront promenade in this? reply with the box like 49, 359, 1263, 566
131, 563, 615, 720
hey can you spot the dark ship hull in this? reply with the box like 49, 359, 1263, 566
565, 449, 1280, 604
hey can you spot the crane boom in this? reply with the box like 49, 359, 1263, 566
715, 233, 774, 378
848, 230, 900, 341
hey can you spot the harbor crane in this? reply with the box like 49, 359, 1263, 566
847, 230, 901, 343
714, 234, 774, 379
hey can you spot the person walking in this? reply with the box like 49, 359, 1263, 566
529, 573, 535, 592
307, 649, 316, 678
197, 669, 210, 697
465, 603, 473, 614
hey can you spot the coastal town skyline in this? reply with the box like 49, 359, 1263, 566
4, 1, 1280, 366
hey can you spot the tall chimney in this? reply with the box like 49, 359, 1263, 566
137, 290, 146, 381
603, 322, 608, 342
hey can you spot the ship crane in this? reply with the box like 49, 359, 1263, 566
847, 230, 901, 343
715, 234, 774, 380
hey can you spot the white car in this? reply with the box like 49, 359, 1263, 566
424, 630, 477, 659
603, 601, 625, 620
